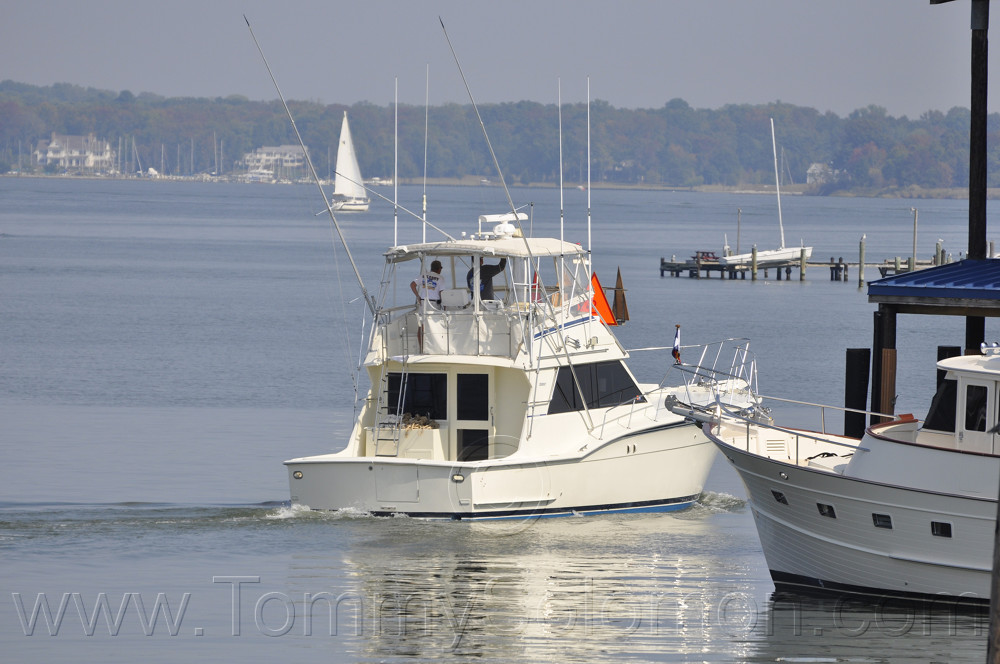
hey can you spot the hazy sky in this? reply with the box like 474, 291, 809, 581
3, 1, 996, 118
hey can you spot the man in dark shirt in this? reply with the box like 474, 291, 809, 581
466, 257, 507, 301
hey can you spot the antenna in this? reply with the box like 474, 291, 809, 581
558, 79, 565, 316
245, 15, 375, 315
422, 64, 429, 244
587, 77, 593, 309
393, 77, 398, 247
558, 79, 564, 246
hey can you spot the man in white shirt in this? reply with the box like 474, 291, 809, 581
410, 260, 443, 352
411, 260, 444, 304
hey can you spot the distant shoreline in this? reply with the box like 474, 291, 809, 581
2, 172, 993, 200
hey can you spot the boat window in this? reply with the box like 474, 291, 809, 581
457, 374, 489, 421
771, 490, 788, 505
872, 513, 893, 529
458, 429, 489, 461
923, 378, 956, 432
387, 373, 447, 420
548, 361, 643, 415
816, 503, 836, 519
931, 521, 953, 538
965, 384, 988, 432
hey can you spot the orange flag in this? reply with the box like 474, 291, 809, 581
590, 272, 617, 326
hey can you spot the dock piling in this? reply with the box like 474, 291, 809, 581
859, 237, 866, 287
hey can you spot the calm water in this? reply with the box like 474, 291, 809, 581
1, 177, 995, 662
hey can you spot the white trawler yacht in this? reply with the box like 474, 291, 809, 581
285, 214, 720, 519
672, 339, 1000, 603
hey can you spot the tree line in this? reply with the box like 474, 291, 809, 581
1, 79, 996, 193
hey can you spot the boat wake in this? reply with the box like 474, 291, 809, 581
692, 491, 747, 514
264, 503, 382, 521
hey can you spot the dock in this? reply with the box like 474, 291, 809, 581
659, 253, 944, 282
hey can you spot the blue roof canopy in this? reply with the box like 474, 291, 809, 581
868, 259, 1000, 311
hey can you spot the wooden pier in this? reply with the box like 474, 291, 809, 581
659, 250, 809, 281
659, 253, 945, 283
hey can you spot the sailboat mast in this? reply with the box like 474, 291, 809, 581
771, 117, 785, 250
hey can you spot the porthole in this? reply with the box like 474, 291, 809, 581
872, 513, 893, 529
817, 503, 836, 519
931, 521, 953, 538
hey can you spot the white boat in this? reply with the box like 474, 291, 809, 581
719, 119, 812, 267
283, 215, 732, 519
330, 111, 370, 212
672, 341, 1000, 603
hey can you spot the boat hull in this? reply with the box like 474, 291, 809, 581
715, 440, 993, 603
330, 198, 369, 212
718, 246, 812, 267
286, 421, 715, 519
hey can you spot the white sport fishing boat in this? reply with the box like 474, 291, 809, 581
247, 18, 724, 520
330, 111, 370, 212
672, 341, 1000, 603
285, 215, 723, 519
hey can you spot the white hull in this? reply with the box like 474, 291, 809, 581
288, 402, 714, 519
718, 246, 812, 267
718, 439, 993, 602
670, 346, 1000, 604
330, 197, 370, 212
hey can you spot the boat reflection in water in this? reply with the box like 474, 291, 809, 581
268, 507, 985, 662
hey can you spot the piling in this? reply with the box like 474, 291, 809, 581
799, 248, 807, 280
923, 346, 962, 431
858, 237, 866, 287
751, 246, 758, 281
879, 347, 897, 419
844, 348, 871, 438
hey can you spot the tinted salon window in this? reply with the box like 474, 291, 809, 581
387, 373, 447, 420
548, 361, 642, 415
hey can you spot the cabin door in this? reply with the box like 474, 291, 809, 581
958, 378, 997, 453
453, 371, 493, 461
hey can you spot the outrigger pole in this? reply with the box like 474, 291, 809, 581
438, 17, 518, 218
245, 15, 376, 316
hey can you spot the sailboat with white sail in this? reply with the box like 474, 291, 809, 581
719, 118, 811, 267
331, 111, 370, 212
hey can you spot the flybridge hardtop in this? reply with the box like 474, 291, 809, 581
386, 236, 588, 262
